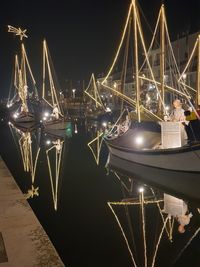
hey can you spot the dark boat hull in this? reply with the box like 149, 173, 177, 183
105, 122, 200, 172
108, 143, 200, 172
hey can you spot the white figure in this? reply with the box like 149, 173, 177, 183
53, 139, 62, 153
170, 99, 185, 122
52, 105, 59, 120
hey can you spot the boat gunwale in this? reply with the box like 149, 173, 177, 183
108, 150, 200, 174
105, 139, 200, 155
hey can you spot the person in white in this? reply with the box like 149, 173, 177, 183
52, 104, 59, 120
170, 99, 185, 122
169, 99, 188, 142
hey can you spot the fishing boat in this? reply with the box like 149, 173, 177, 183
7, 26, 39, 127
41, 39, 68, 133
103, 1, 200, 184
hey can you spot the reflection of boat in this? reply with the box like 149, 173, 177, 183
107, 170, 200, 266
107, 151, 200, 203
44, 134, 66, 210
104, 1, 200, 183
9, 121, 41, 196
7, 26, 39, 126
41, 40, 68, 132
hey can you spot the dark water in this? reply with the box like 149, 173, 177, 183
0, 110, 200, 267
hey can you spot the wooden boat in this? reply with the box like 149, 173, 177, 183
103, 1, 200, 194
7, 26, 39, 126
41, 40, 68, 133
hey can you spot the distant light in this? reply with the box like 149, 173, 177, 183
138, 187, 144, 193
134, 136, 143, 145
182, 73, 187, 80
102, 122, 107, 127
44, 112, 49, 117
8, 121, 11, 125
105, 107, 111, 112
43, 117, 47, 121
165, 105, 170, 111
46, 140, 51, 145
13, 113, 18, 119
101, 95, 104, 98
74, 124, 78, 134
110, 94, 113, 98
113, 82, 117, 88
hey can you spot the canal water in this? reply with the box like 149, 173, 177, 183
0, 109, 200, 267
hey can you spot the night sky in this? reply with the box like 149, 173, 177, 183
0, 0, 199, 98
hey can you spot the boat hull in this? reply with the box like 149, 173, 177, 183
107, 143, 200, 172
12, 113, 35, 123
105, 122, 200, 172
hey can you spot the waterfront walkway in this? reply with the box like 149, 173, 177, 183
0, 157, 64, 267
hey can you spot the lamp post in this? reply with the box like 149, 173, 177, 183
72, 89, 76, 99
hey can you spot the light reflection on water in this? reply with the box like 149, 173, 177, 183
0, 117, 200, 267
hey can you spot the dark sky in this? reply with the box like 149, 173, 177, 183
0, 0, 199, 98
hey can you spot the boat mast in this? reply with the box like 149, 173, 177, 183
159, 5, 165, 114
197, 35, 200, 106
42, 40, 63, 117
132, 0, 140, 122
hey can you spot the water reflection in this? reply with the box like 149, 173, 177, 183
86, 121, 200, 266
9, 122, 41, 197
1, 115, 200, 266
8, 121, 70, 211
105, 169, 200, 267
45, 136, 65, 211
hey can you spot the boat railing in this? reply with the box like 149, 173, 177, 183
104, 118, 131, 140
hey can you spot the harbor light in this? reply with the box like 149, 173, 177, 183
46, 140, 51, 145
102, 122, 107, 127
182, 73, 187, 80
138, 187, 144, 193
105, 107, 111, 112
74, 124, 78, 134
165, 106, 170, 111
134, 136, 143, 145
72, 88, 76, 98
13, 113, 18, 119
44, 112, 50, 117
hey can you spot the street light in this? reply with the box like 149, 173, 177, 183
72, 89, 76, 99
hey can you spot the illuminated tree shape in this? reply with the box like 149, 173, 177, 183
84, 73, 105, 109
